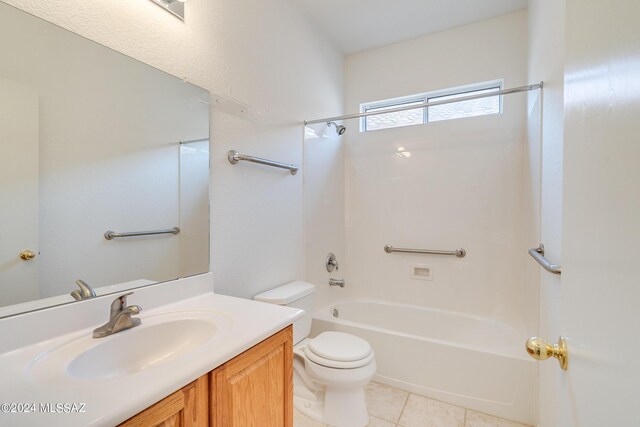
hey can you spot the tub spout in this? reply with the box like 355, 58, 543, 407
329, 278, 345, 288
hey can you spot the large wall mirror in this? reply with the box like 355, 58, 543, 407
0, 3, 210, 318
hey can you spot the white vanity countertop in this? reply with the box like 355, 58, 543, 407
0, 290, 302, 426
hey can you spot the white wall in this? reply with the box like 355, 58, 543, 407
1, 0, 344, 299
341, 12, 530, 323
527, 1, 565, 426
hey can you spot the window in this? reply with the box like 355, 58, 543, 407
363, 100, 426, 132
361, 81, 502, 132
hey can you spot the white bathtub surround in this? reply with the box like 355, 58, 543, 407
0, 274, 303, 426
340, 10, 530, 324
312, 300, 535, 425
294, 381, 532, 427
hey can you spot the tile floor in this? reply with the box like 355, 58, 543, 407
294, 382, 532, 427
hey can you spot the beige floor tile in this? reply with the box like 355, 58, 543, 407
464, 410, 531, 427
398, 394, 465, 427
367, 415, 397, 427
294, 408, 327, 427
365, 382, 410, 423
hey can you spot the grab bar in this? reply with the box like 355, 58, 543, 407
384, 244, 466, 258
227, 150, 298, 175
528, 244, 562, 275
104, 227, 180, 240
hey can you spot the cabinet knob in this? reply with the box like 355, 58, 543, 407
526, 336, 568, 370
19, 250, 36, 261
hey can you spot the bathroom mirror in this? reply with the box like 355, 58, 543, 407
0, 3, 210, 318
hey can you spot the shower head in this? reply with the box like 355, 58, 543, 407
328, 121, 346, 136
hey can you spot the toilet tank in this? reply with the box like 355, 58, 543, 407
254, 281, 315, 344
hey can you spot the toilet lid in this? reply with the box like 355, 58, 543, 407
306, 332, 372, 362
304, 347, 375, 369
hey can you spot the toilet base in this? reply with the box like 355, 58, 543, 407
294, 386, 369, 427
323, 386, 369, 427
293, 356, 371, 427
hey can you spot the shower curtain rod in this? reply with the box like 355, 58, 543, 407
304, 82, 543, 126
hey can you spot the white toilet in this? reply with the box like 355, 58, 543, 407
254, 281, 376, 427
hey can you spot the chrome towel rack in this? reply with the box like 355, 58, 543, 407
528, 244, 561, 275
227, 150, 298, 175
384, 244, 466, 258
104, 227, 180, 240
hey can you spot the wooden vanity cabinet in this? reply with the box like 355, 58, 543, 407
119, 326, 293, 427
211, 325, 293, 426
118, 375, 209, 427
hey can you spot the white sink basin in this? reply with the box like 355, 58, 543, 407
68, 318, 214, 380
28, 310, 231, 384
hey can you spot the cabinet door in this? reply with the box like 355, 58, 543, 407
119, 375, 208, 427
211, 326, 293, 427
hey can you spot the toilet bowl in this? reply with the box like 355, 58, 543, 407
254, 282, 376, 427
295, 332, 376, 427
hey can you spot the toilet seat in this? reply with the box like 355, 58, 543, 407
304, 332, 374, 369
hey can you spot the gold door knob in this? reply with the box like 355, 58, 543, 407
526, 336, 568, 370
19, 250, 36, 261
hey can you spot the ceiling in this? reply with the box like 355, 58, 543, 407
290, 0, 528, 55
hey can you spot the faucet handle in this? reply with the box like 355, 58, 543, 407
94, 293, 142, 339
71, 279, 96, 300
326, 252, 339, 272
123, 305, 142, 316
110, 292, 134, 315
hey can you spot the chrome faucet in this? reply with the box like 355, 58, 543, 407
329, 278, 345, 288
70, 279, 96, 301
93, 292, 142, 338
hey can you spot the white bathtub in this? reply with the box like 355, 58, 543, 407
311, 299, 536, 425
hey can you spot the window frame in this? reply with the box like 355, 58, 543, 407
360, 79, 504, 132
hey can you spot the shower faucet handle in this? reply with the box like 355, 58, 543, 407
326, 252, 339, 272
